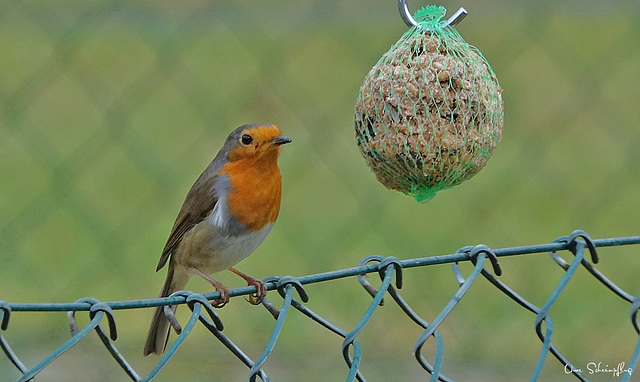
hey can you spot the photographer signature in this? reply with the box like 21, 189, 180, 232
565, 362, 633, 377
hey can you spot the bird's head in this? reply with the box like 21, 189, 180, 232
225, 124, 291, 162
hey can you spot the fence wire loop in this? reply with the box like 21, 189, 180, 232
356, 255, 403, 306
451, 246, 472, 286
67, 297, 118, 340
67, 297, 95, 336
549, 230, 599, 276
275, 276, 309, 303
162, 291, 196, 334
567, 230, 600, 264
259, 276, 284, 319
0, 301, 10, 330
88, 302, 118, 341
185, 292, 225, 332
377, 256, 403, 289
357, 255, 386, 303
466, 244, 502, 276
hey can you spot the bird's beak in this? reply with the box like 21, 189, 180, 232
272, 136, 292, 146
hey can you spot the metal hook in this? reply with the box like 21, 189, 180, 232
397, 1, 468, 29
0, 301, 10, 330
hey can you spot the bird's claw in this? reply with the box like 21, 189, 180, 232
210, 284, 230, 308
246, 279, 267, 305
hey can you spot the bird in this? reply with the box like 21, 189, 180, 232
143, 123, 291, 356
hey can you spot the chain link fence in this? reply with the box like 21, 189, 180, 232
2, 231, 640, 381
1, 1, 640, 381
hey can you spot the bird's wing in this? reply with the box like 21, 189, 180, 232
156, 170, 219, 271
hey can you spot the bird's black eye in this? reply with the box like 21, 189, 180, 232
241, 134, 253, 145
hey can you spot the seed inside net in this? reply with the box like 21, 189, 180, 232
354, 6, 504, 202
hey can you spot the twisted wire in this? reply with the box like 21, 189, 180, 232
2, 230, 639, 381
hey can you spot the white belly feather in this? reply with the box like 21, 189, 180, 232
173, 205, 273, 275
207, 223, 272, 271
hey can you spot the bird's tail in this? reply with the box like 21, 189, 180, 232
143, 264, 189, 356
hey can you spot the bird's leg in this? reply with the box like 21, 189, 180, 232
229, 268, 267, 305
190, 267, 230, 308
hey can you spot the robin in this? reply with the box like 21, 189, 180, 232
143, 123, 291, 356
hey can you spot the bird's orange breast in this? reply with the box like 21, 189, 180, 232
220, 151, 282, 232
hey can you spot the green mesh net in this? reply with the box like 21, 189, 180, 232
354, 5, 504, 203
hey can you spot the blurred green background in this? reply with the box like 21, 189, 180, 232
1, 1, 639, 381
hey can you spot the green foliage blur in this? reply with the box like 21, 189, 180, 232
1, 1, 639, 381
